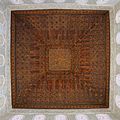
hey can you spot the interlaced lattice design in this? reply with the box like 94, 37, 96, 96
11, 10, 110, 109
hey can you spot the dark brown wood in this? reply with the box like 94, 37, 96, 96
11, 9, 110, 109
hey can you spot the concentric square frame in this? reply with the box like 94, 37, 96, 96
0, 2, 120, 120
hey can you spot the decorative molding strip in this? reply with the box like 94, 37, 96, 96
32, 115, 46, 120
116, 32, 120, 44
0, 54, 5, 67
0, 75, 5, 90
96, 114, 112, 120
75, 114, 89, 120
10, 115, 25, 120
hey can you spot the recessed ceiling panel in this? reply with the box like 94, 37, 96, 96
11, 10, 110, 109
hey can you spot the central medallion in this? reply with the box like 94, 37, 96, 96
49, 49, 71, 71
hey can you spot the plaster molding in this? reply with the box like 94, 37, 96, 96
116, 53, 120, 65
75, 114, 89, 120
115, 10, 120, 24
9, 115, 25, 120
10, 0, 24, 4
0, 75, 5, 90
0, 33, 4, 47
0, 95, 6, 110
32, 115, 46, 120
0, 54, 5, 67
0, 11, 6, 25
75, 0, 88, 4
31, 0, 46, 4
54, 0, 66, 3
96, 114, 112, 120
115, 95, 120, 109
0, 23, 6, 41
55, 115, 67, 120
116, 74, 120, 86
116, 32, 120, 44
96, 0, 110, 5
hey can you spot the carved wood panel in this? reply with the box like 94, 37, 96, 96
11, 10, 110, 109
